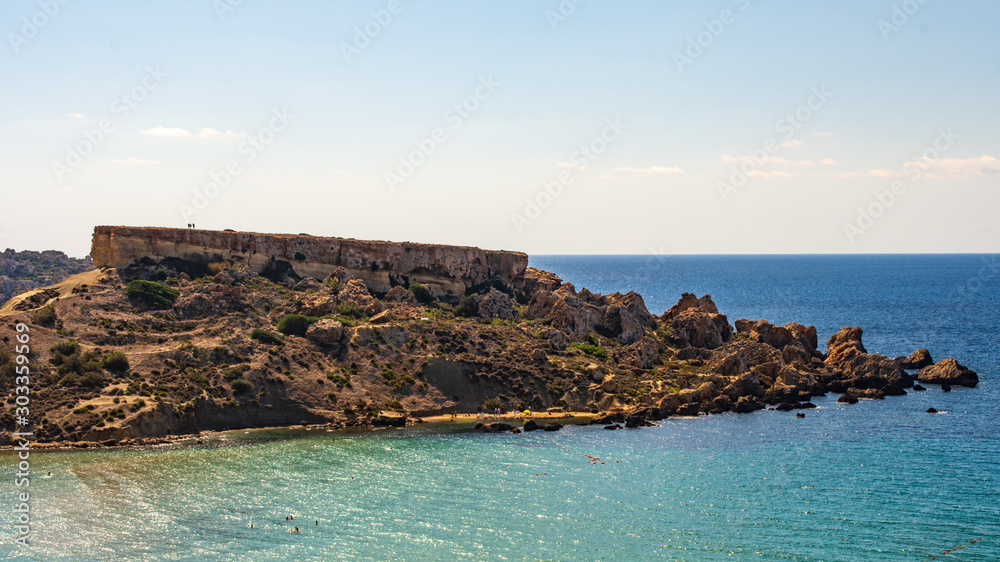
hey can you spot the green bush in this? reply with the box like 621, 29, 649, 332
250, 329, 284, 346
230, 378, 254, 394
323, 276, 344, 294
77, 371, 105, 387
571, 342, 608, 358
126, 280, 180, 309
101, 351, 130, 371
50, 339, 79, 357
277, 314, 319, 337
31, 304, 57, 327
408, 283, 434, 304
455, 296, 479, 317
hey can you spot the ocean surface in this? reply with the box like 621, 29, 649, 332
3, 254, 998, 561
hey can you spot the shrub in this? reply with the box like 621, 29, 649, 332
50, 339, 79, 357
408, 283, 434, 304
230, 378, 254, 394
455, 296, 479, 318
571, 342, 607, 358
101, 351, 130, 372
277, 314, 319, 337
31, 305, 57, 327
483, 397, 502, 411
77, 371, 105, 387
150, 268, 167, 281
323, 276, 344, 294
126, 280, 180, 309
250, 329, 284, 346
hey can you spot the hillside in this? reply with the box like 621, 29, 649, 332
0, 249, 93, 306
0, 232, 979, 447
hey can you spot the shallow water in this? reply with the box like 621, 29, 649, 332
2, 255, 997, 560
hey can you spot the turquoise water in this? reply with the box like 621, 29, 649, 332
2, 255, 998, 560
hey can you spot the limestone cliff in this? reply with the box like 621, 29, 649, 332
91, 226, 527, 297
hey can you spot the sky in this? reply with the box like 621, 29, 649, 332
1, 0, 998, 257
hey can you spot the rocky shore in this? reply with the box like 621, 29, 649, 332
0, 229, 978, 447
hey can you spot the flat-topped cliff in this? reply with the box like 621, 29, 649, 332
91, 226, 528, 298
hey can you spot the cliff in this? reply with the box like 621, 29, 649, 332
91, 226, 528, 298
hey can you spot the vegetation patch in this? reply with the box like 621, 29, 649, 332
571, 342, 608, 358
277, 314, 319, 336
126, 280, 180, 309
250, 329, 284, 346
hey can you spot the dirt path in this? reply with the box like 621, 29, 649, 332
0, 268, 104, 318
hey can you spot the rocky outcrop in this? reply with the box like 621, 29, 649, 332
471, 288, 518, 322
897, 349, 933, 370
91, 226, 527, 298
666, 306, 731, 349
663, 293, 718, 318
305, 319, 344, 345
917, 358, 979, 387
525, 284, 602, 339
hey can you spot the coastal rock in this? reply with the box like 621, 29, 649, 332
523, 419, 541, 432
656, 394, 680, 417
522, 267, 562, 295
714, 350, 749, 377
613, 336, 661, 370
305, 319, 344, 345
676, 382, 718, 404
543, 422, 563, 432
723, 372, 766, 399
526, 286, 602, 339
372, 412, 406, 427
667, 306, 732, 349
897, 348, 933, 370
475, 422, 515, 433
837, 392, 859, 404
734, 319, 756, 334
825, 327, 867, 365
844, 353, 912, 389
749, 320, 794, 350
732, 395, 765, 413
917, 358, 979, 387
600, 305, 646, 344
663, 293, 719, 319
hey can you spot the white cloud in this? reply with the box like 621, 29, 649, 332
141, 126, 192, 137
69, 113, 85, 119
599, 174, 615, 180
819, 158, 837, 165
107, 158, 160, 165
557, 161, 587, 170
721, 155, 813, 167
613, 166, 685, 175
836, 169, 899, 179
747, 170, 793, 178
140, 126, 245, 139
781, 139, 803, 148
903, 155, 1000, 177
814, 131, 836, 137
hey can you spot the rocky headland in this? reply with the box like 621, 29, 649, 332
0, 227, 978, 447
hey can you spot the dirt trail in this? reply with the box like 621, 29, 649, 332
0, 268, 104, 318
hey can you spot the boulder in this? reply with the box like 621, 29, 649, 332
663, 293, 719, 319
369, 310, 393, 324
667, 307, 732, 349
825, 327, 867, 365
542, 423, 563, 432
613, 336, 661, 370
473, 288, 518, 322
917, 358, 979, 388
723, 372, 766, 399
523, 419, 541, 432
383, 285, 417, 305
676, 382, 718, 404
372, 412, 406, 427
656, 394, 680, 417
600, 305, 647, 344
897, 348, 933, 370
676, 403, 701, 416
749, 320, 794, 350
837, 392, 859, 404
714, 350, 749, 377
732, 395, 765, 413
305, 319, 344, 345
530, 348, 548, 362
338, 279, 382, 317
475, 422, 514, 433
782, 344, 813, 366
734, 319, 756, 334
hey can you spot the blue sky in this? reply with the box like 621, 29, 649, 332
1, 0, 998, 257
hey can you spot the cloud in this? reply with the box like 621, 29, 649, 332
721, 155, 813, 167
819, 158, 837, 165
747, 170, 793, 178
613, 166, 685, 175
836, 169, 899, 179
781, 139, 804, 148
69, 113, 85, 119
903, 155, 1000, 177
557, 161, 587, 170
599, 174, 615, 180
814, 131, 836, 137
140, 126, 245, 139
107, 158, 160, 165
141, 126, 192, 137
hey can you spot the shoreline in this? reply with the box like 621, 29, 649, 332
13, 411, 601, 453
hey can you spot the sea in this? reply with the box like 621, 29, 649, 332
2, 254, 997, 561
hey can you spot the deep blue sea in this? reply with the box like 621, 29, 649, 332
2, 255, 997, 561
